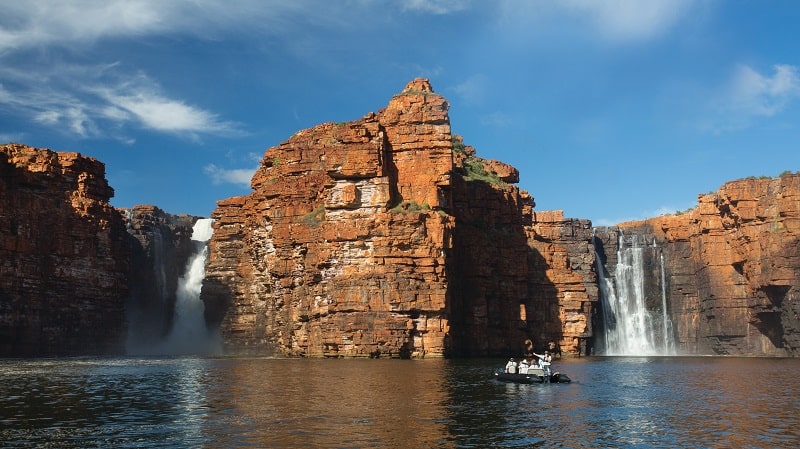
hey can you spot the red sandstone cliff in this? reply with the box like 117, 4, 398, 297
0, 143, 130, 356
204, 80, 455, 357
203, 79, 598, 357
616, 173, 800, 355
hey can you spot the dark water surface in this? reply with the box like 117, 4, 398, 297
1, 356, 799, 448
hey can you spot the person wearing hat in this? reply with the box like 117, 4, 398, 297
532, 350, 553, 377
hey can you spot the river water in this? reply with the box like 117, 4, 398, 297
1, 356, 798, 448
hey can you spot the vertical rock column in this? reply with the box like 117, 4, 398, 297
204, 79, 455, 357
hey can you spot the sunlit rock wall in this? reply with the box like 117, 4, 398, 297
614, 174, 800, 355
203, 79, 601, 357
204, 80, 455, 357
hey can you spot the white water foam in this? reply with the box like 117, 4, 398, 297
596, 232, 675, 356
157, 218, 221, 355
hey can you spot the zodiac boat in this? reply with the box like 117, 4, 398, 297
494, 360, 571, 384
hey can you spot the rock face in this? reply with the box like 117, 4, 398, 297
528, 211, 597, 356
602, 174, 800, 355
204, 79, 599, 357
0, 143, 130, 356
123, 205, 198, 353
204, 79, 455, 357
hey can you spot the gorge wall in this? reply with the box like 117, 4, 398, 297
203, 79, 597, 357
0, 143, 130, 356
596, 174, 800, 356
4, 85, 797, 359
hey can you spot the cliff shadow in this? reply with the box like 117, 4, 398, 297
525, 244, 565, 357
447, 175, 539, 358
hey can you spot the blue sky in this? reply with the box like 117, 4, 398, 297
1, 1, 798, 225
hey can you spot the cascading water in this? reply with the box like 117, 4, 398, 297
595, 231, 676, 356
156, 218, 221, 355
660, 251, 676, 354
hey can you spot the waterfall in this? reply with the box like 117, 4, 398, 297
660, 251, 675, 354
595, 232, 675, 356
156, 218, 220, 356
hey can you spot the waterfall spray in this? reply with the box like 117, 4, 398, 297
158, 218, 220, 355
596, 231, 675, 356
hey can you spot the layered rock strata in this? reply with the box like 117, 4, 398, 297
204, 79, 455, 357
0, 143, 130, 356
203, 79, 599, 357
603, 174, 800, 356
527, 211, 597, 356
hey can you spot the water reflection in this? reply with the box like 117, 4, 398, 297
1, 357, 800, 448
203, 358, 453, 447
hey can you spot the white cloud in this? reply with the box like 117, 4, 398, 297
0, 1, 372, 54
0, 1, 165, 52
401, 0, 470, 15
203, 164, 257, 187
704, 64, 800, 132
0, 63, 240, 138
496, 0, 697, 43
727, 64, 800, 117
99, 90, 237, 135
560, 0, 695, 42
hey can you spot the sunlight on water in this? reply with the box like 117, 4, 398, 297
1, 357, 799, 448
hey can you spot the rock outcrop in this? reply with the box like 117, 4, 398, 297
604, 174, 800, 356
203, 79, 598, 357
0, 143, 130, 356
204, 79, 455, 357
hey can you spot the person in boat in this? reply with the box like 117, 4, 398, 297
505, 358, 518, 374
518, 358, 530, 374
532, 350, 553, 377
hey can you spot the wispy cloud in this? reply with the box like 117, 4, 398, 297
0, 1, 380, 54
559, 0, 696, 43
401, 0, 470, 15
0, 63, 241, 139
203, 164, 257, 187
727, 64, 800, 117
0, 1, 166, 53
0, 1, 332, 140
706, 64, 800, 132
496, 0, 697, 43
95, 80, 240, 136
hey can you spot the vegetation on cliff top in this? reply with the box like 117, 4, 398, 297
461, 157, 504, 186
